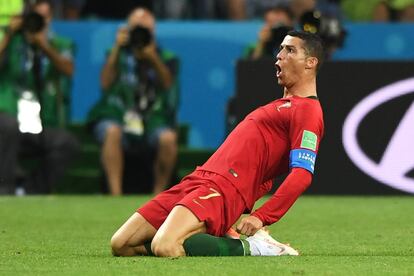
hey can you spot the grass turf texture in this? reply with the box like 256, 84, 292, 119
0, 196, 413, 275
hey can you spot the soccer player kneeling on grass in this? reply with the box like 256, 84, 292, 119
111, 30, 325, 257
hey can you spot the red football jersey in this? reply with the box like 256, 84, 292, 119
199, 96, 324, 222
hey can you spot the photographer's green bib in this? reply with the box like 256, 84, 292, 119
0, 32, 74, 128
87, 48, 179, 136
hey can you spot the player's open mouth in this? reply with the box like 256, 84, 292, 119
275, 64, 282, 77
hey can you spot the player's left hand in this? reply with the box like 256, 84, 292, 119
236, 215, 263, 236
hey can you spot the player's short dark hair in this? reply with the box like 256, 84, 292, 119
264, 5, 294, 21
287, 30, 325, 71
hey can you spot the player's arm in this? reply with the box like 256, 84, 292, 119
251, 168, 312, 225
237, 103, 323, 235
236, 168, 312, 236
257, 179, 273, 199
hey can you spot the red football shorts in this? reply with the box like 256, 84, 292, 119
137, 170, 246, 236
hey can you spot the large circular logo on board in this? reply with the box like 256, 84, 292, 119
343, 77, 414, 193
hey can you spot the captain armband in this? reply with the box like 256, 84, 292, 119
289, 149, 317, 174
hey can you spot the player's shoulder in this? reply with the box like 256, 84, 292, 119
290, 97, 324, 123
291, 96, 322, 110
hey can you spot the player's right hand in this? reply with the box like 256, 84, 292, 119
116, 27, 129, 47
9, 16, 23, 34
236, 215, 264, 236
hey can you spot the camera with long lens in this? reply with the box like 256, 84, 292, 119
264, 24, 293, 56
22, 11, 45, 33
128, 26, 152, 50
300, 10, 346, 55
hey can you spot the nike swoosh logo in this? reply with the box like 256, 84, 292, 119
278, 246, 286, 256
276, 102, 291, 112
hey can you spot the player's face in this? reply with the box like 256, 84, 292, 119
275, 35, 309, 87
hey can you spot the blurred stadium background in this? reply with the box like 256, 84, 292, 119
49, 14, 414, 195
1, 0, 414, 274
1, 0, 414, 195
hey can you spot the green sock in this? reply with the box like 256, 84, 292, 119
183, 233, 251, 256
144, 242, 155, 256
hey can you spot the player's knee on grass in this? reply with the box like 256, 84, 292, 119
110, 233, 128, 256
151, 233, 183, 257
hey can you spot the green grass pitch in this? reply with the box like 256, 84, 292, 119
1, 196, 413, 275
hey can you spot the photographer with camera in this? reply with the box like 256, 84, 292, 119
88, 7, 179, 196
244, 5, 294, 59
0, 0, 79, 194
299, 9, 346, 59
244, 4, 345, 60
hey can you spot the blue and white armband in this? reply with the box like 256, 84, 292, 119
289, 149, 317, 174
